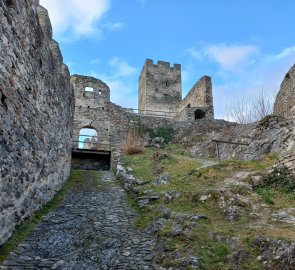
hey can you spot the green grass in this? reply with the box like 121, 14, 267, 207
123, 145, 202, 182
0, 170, 102, 263
255, 187, 275, 205
122, 147, 286, 269
124, 147, 278, 197
198, 242, 230, 268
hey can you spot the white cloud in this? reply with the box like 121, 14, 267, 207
40, 0, 111, 37
206, 44, 258, 71
185, 47, 203, 61
89, 58, 138, 108
185, 43, 259, 72
268, 46, 295, 60
102, 22, 125, 31
184, 43, 295, 119
109, 57, 137, 77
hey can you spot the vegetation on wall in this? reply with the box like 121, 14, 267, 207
138, 122, 175, 144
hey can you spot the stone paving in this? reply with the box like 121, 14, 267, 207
1, 171, 157, 270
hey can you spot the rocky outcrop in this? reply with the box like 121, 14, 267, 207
191, 116, 294, 164
254, 237, 295, 269
0, 0, 74, 244
274, 64, 295, 118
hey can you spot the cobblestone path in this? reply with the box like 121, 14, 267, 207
1, 171, 157, 270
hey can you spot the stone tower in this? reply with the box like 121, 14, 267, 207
138, 59, 182, 114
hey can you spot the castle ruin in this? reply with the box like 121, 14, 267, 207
0, 0, 294, 248
138, 59, 214, 120
70, 59, 216, 169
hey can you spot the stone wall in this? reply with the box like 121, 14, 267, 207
177, 76, 214, 120
0, 0, 74, 244
71, 75, 140, 165
71, 75, 111, 151
138, 59, 182, 114
274, 64, 295, 118
272, 64, 295, 173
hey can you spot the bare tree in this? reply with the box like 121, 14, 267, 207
252, 89, 274, 121
225, 89, 274, 124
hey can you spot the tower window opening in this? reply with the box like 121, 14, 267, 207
98, 90, 102, 95
85, 87, 94, 92
194, 109, 206, 120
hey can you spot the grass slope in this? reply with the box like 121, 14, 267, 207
123, 145, 294, 269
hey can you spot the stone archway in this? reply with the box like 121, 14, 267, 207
78, 127, 98, 150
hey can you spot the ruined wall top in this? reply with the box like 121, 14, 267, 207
71, 75, 110, 107
143, 59, 181, 72
181, 75, 213, 107
274, 64, 295, 118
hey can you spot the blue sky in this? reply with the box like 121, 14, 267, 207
40, 0, 295, 118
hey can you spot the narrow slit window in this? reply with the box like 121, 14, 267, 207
85, 87, 94, 92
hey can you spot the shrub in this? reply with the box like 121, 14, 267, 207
155, 126, 174, 143
262, 166, 295, 192
141, 124, 175, 144
121, 130, 144, 155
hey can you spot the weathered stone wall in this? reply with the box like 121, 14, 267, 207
71, 75, 111, 151
0, 0, 74, 244
71, 75, 140, 165
274, 64, 295, 118
177, 76, 214, 120
138, 59, 182, 114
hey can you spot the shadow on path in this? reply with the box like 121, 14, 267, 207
1, 171, 156, 270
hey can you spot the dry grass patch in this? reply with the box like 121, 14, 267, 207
121, 130, 144, 155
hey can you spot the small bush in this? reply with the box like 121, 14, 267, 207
154, 126, 174, 143
121, 130, 144, 155
140, 124, 175, 144
262, 166, 295, 192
